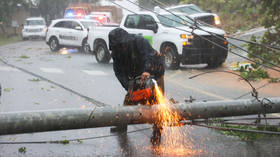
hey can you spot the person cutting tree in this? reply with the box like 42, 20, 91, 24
109, 28, 165, 144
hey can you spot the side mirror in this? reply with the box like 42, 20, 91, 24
146, 23, 158, 33
74, 26, 83, 31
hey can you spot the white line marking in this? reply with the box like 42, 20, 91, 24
40, 68, 64, 74
0, 66, 19, 72
82, 70, 108, 76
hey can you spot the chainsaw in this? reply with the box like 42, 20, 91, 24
126, 76, 157, 105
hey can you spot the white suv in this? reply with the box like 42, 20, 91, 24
22, 17, 47, 40
46, 18, 100, 53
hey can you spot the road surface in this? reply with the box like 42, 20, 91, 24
0, 31, 279, 156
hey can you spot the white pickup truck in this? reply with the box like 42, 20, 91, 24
88, 11, 228, 69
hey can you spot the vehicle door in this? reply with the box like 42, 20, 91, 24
67, 21, 84, 46
52, 21, 69, 45
122, 14, 158, 46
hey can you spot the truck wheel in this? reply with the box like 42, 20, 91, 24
95, 41, 111, 63
80, 39, 90, 54
161, 44, 180, 70
49, 37, 60, 52
207, 60, 224, 68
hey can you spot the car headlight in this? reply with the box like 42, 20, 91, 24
183, 41, 192, 46
180, 34, 193, 39
214, 15, 221, 25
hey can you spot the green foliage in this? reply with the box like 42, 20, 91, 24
0, 35, 21, 46
18, 146, 26, 153
28, 78, 40, 82
269, 78, 280, 83
4, 88, 12, 92
60, 139, 70, 145
19, 54, 30, 59
0, 0, 29, 34
240, 67, 269, 81
179, 0, 261, 33
36, 0, 101, 23
77, 139, 83, 143
234, 62, 269, 81
247, 0, 280, 66
219, 123, 280, 141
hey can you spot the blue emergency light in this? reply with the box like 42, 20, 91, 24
65, 9, 75, 18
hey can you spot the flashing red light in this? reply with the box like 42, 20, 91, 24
75, 9, 85, 18
95, 16, 106, 23
98, 16, 104, 20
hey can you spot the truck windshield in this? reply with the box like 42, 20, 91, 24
169, 5, 204, 14
157, 14, 194, 27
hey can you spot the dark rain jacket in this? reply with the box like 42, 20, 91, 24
109, 28, 164, 91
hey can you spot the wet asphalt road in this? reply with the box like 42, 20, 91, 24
0, 34, 279, 157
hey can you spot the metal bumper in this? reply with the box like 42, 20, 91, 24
181, 44, 228, 65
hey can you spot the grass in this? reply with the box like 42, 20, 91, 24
208, 118, 280, 141
19, 54, 30, 59
18, 147, 26, 153
4, 88, 12, 92
220, 124, 280, 141
0, 35, 21, 47
28, 78, 40, 82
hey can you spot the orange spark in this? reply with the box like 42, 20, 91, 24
151, 80, 203, 156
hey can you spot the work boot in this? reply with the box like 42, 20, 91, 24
110, 125, 128, 133
150, 125, 162, 146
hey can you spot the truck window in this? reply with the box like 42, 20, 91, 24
157, 14, 194, 27
169, 5, 204, 15
124, 15, 140, 28
138, 15, 156, 30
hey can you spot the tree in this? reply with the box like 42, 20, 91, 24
248, 0, 280, 65
36, 0, 101, 24
0, 0, 29, 35
36, 0, 70, 24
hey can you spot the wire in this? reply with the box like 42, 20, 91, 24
227, 36, 280, 52
152, 0, 280, 52
194, 124, 280, 135
189, 70, 256, 94
150, 0, 280, 71
218, 122, 280, 128
234, 82, 271, 99
0, 127, 152, 145
221, 117, 280, 121
123, 0, 280, 73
